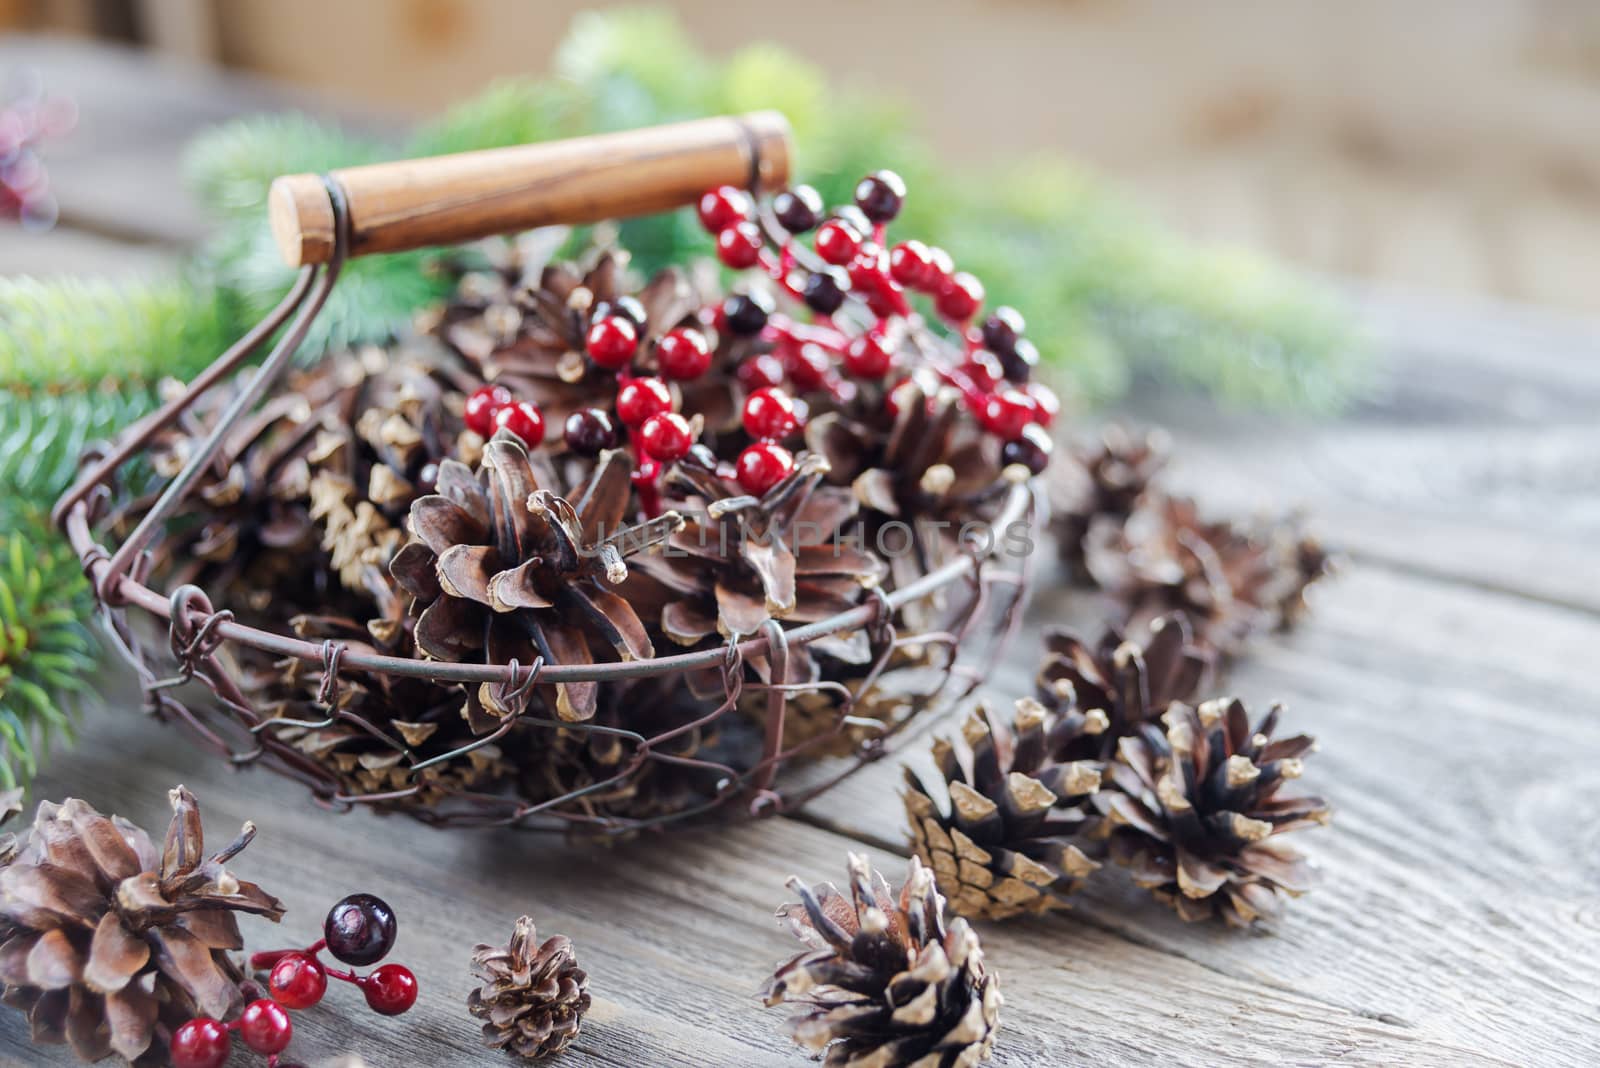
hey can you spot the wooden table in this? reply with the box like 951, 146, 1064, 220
4, 35, 1599, 1068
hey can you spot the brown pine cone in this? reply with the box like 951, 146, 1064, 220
468, 916, 591, 1061
904, 699, 1103, 920
1102, 698, 1330, 925
762, 854, 1001, 1067
0, 786, 284, 1064
1047, 425, 1169, 579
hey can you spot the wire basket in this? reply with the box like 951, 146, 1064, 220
53, 114, 1041, 836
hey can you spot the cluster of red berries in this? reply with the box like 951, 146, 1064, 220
697, 171, 1057, 475
170, 894, 416, 1068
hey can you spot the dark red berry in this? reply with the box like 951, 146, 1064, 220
737, 353, 787, 392
935, 271, 985, 322
697, 185, 751, 233
639, 412, 693, 461
586, 315, 639, 369
324, 893, 397, 967
855, 170, 906, 223
735, 443, 795, 496
464, 384, 512, 437
564, 408, 618, 455
999, 337, 1039, 383
716, 222, 763, 269
802, 269, 848, 315
684, 443, 720, 471
743, 387, 799, 440
773, 185, 823, 233
494, 400, 546, 447
616, 377, 673, 427
594, 295, 647, 329
268, 952, 327, 1010
657, 328, 712, 380
415, 462, 440, 494
723, 290, 774, 336
170, 1019, 230, 1068
1001, 423, 1053, 474
239, 998, 293, 1055
980, 307, 1026, 355
783, 342, 830, 391
844, 332, 893, 379
361, 963, 418, 1016
888, 240, 935, 289
814, 220, 861, 266
981, 388, 1035, 441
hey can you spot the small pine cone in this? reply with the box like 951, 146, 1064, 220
1048, 425, 1169, 577
1034, 612, 1212, 763
904, 699, 1103, 921
1102, 699, 1330, 926
763, 854, 1001, 1067
467, 916, 591, 1061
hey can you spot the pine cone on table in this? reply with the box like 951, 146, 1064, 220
1048, 426, 1169, 579
467, 915, 590, 1061
389, 435, 683, 725
0, 787, 284, 1064
904, 698, 1103, 921
1102, 698, 1329, 925
762, 853, 1001, 1067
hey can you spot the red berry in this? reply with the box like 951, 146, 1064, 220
656, 328, 712, 380
814, 219, 861, 266
981, 388, 1036, 441
844, 333, 893, 379
697, 185, 751, 233
616, 377, 673, 427
737, 353, 786, 392
361, 963, 418, 1017
239, 998, 294, 1055
936, 271, 985, 322
743, 387, 799, 440
268, 952, 327, 1010
962, 351, 1004, 392
1002, 423, 1054, 474
783, 342, 831, 391
639, 412, 693, 461
170, 1018, 230, 1068
847, 244, 885, 295
735, 443, 795, 496
1026, 382, 1060, 428
586, 315, 639, 370
493, 400, 546, 447
716, 222, 763, 269
464, 384, 512, 437
888, 240, 935, 289
923, 246, 955, 292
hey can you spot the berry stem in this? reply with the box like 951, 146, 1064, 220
249, 949, 293, 971
757, 247, 806, 302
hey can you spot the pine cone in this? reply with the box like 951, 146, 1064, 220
904, 699, 1103, 921
1102, 699, 1329, 925
0, 786, 284, 1064
762, 854, 1001, 1067
1085, 496, 1303, 656
1048, 426, 1169, 578
1034, 612, 1212, 763
389, 435, 683, 725
467, 916, 590, 1061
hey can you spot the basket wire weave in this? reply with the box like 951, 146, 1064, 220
53, 135, 1040, 836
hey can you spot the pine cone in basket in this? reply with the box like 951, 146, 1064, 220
1033, 612, 1212, 763
762, 853, 1000, 1067
468, 915, 591, 1061
1084, 495, 1307, 656
0, 787, 283, 1063
389, 435, 683, 725
904, 698, 1103, 921
1048, 425, 1169, 579
1102, 698, 1329, 925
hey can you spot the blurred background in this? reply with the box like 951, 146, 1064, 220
7, 0, 1600, 312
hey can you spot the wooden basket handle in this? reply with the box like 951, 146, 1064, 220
268, 111, 792, 267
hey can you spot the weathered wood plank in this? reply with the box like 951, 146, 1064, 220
4, 673, 1500, 1068
0, 222, 180, 276
800, 562, 1600, 1068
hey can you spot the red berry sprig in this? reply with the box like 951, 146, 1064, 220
465, 383, 545, 447
695, 171, 1059, 474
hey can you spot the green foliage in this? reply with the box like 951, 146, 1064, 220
0, 524, 91, 791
